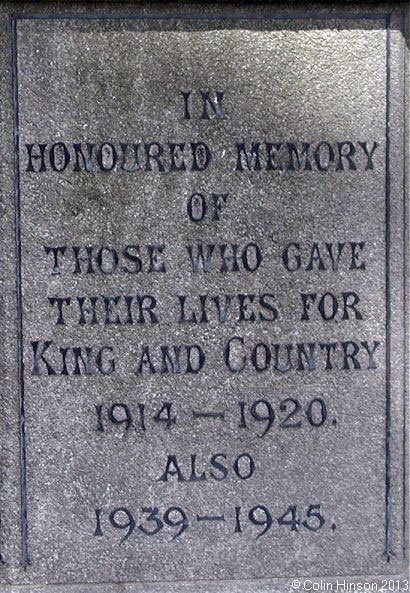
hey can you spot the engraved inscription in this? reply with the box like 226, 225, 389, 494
13, 16, 399, 583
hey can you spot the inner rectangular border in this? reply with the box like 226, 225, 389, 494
11, 10, 393, 579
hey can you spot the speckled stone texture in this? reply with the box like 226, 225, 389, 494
0, 2, 407, 593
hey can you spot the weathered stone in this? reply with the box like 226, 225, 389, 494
0, 3, 407, 592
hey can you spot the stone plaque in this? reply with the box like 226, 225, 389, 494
0, 3, 408, 592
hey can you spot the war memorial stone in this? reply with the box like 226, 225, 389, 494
0, 2, 408, 592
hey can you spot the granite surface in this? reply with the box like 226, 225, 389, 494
0, 2, 407, 592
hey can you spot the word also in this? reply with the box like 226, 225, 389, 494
158, 452, 255, 483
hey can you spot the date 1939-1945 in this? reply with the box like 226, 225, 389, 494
93, 503, 331, 542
